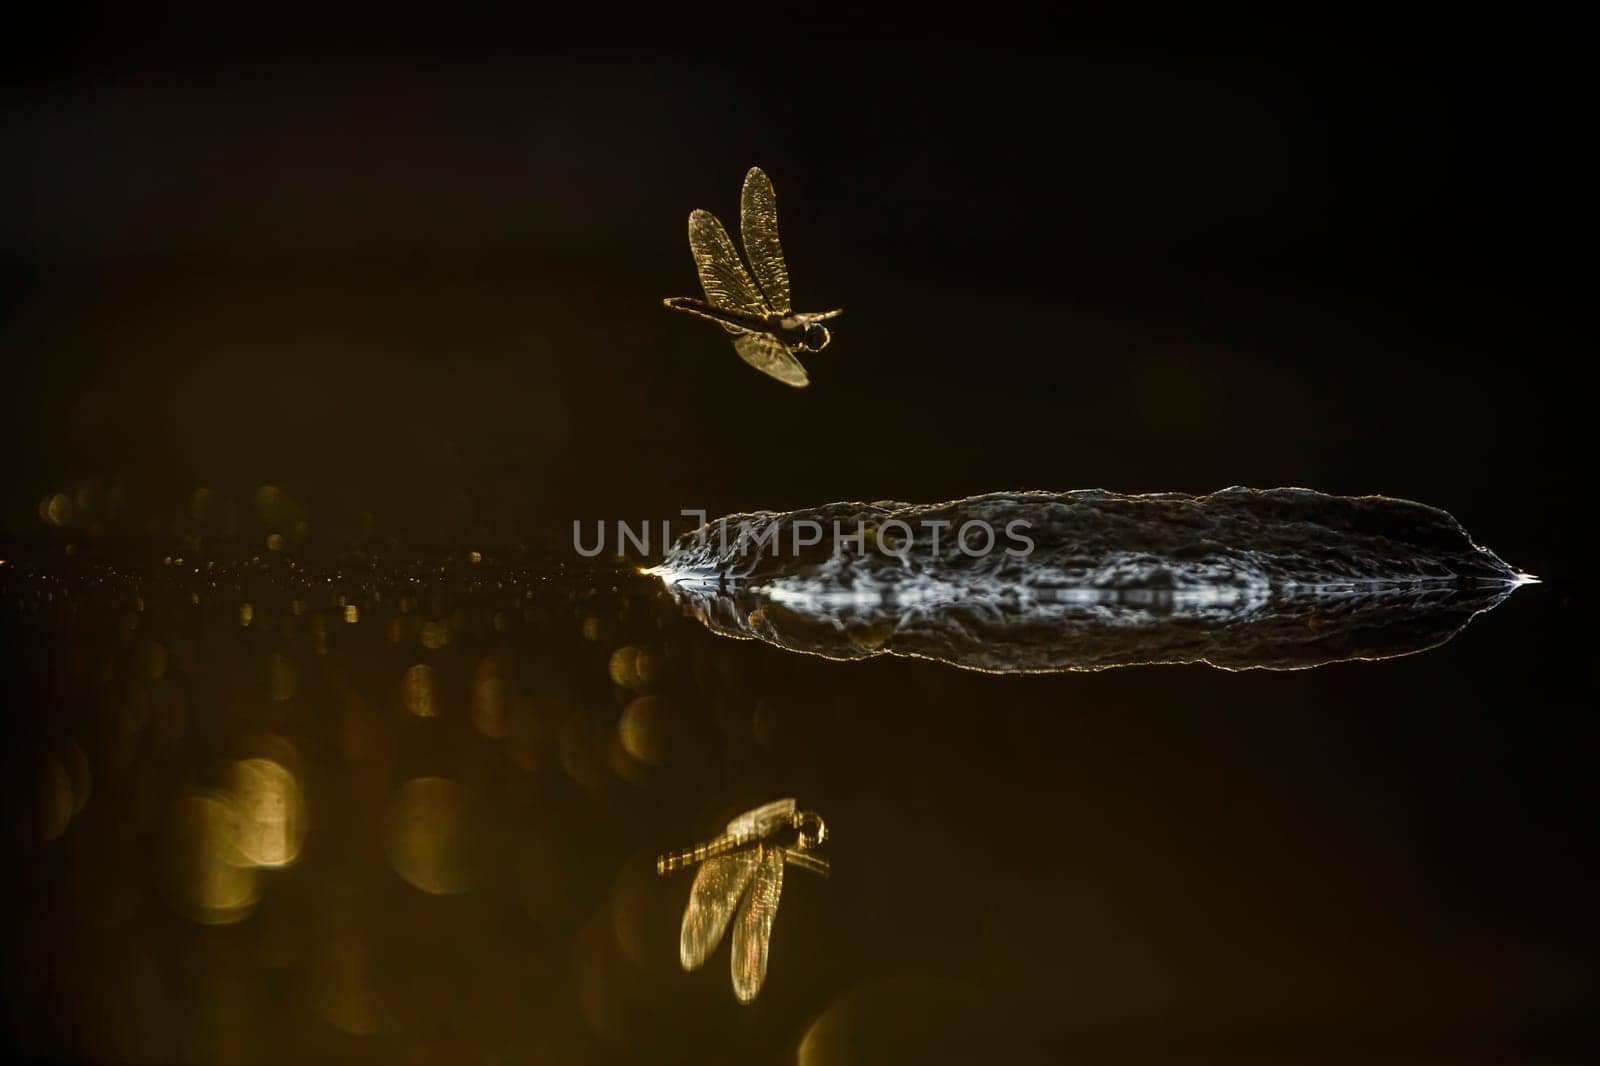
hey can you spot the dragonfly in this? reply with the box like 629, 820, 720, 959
657, 797, 829, 1003
662, 167, 842, 388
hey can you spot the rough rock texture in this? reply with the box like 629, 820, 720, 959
648, 487, 1530, 672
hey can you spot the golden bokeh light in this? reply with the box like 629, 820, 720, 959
607, 646, 639, 689
36, 756, 74, 841
402, 664, 437, 717
254, 485, 285, 522
609, 858, 658, 971
617, 695, 674, 767
634, 646, 664, 689
59, 736, 92, 814
43, 492, 74, 527
167, 790, 261, 925
141, 639, 168, 681
471, 657, 506, 738
266, 654, 300, 702
227, 757, 306, 868
189, 486, 216, 521
310, 937, 391, 1037
382, 777, 474, 895
559, 713, 610, 796
420, 621, 450, 650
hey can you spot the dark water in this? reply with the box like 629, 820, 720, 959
0, 539, 1591, 1064
3, 22, 1591, 1065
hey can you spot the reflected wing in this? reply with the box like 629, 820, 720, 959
730, 845, 785, 1003
725, 798, 797, 841
740, 167, 792, 314
733, 333, 809, 389
680, 849, 759, 971
689, 209, 769, 318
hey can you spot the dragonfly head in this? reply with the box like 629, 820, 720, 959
801, 323, 831, 352
794, 810, 828, 849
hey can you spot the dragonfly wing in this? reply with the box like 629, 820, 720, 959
724, 798, 797, 841
680, 849, 759, 972
730, 845, 785, 1003
689, 209, 768, 318
740, 167, 792, 314
732, 333, 809, 389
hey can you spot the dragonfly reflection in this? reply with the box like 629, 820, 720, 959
663, 167, 842, 388
657, 798, 829, 1003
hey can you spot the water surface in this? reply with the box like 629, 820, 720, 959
0, 539, 1583, 1064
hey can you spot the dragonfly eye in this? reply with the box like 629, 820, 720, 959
803, 324, 830, 351
795, 811, 828, 849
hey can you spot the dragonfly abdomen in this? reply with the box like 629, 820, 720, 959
656, 834, 745, 874
662, 297, 776, 335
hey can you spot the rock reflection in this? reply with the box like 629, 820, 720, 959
651, 487, 1532, 672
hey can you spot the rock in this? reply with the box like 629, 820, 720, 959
647, 487, 1530, 672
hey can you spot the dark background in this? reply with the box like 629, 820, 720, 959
3, 8, 1594, 1064
1, 9, 1582, 576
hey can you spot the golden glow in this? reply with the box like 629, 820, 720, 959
189, 486, 215, 521
310, 938, 390, 1036
607, 646, 639, 689
141, 639, 168, 681
44, 493, 74, 527
60, 736, 91, 815
309, 613, 329, 654
609, 860, 654, 969
608, 644, 663, 693
167, 791, 261, 925
797, 975, 983, 1065
267, 654, 300, 702
420, 621, 449, 650
846, 622, 894, 651
382, 777, 474, 895
36, 757, 74, 841
254, 484, 284, 521
227, 757, 306, 868
471, 657, 506, 738
402, 664, 437, 717
618, 695, 672, 766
